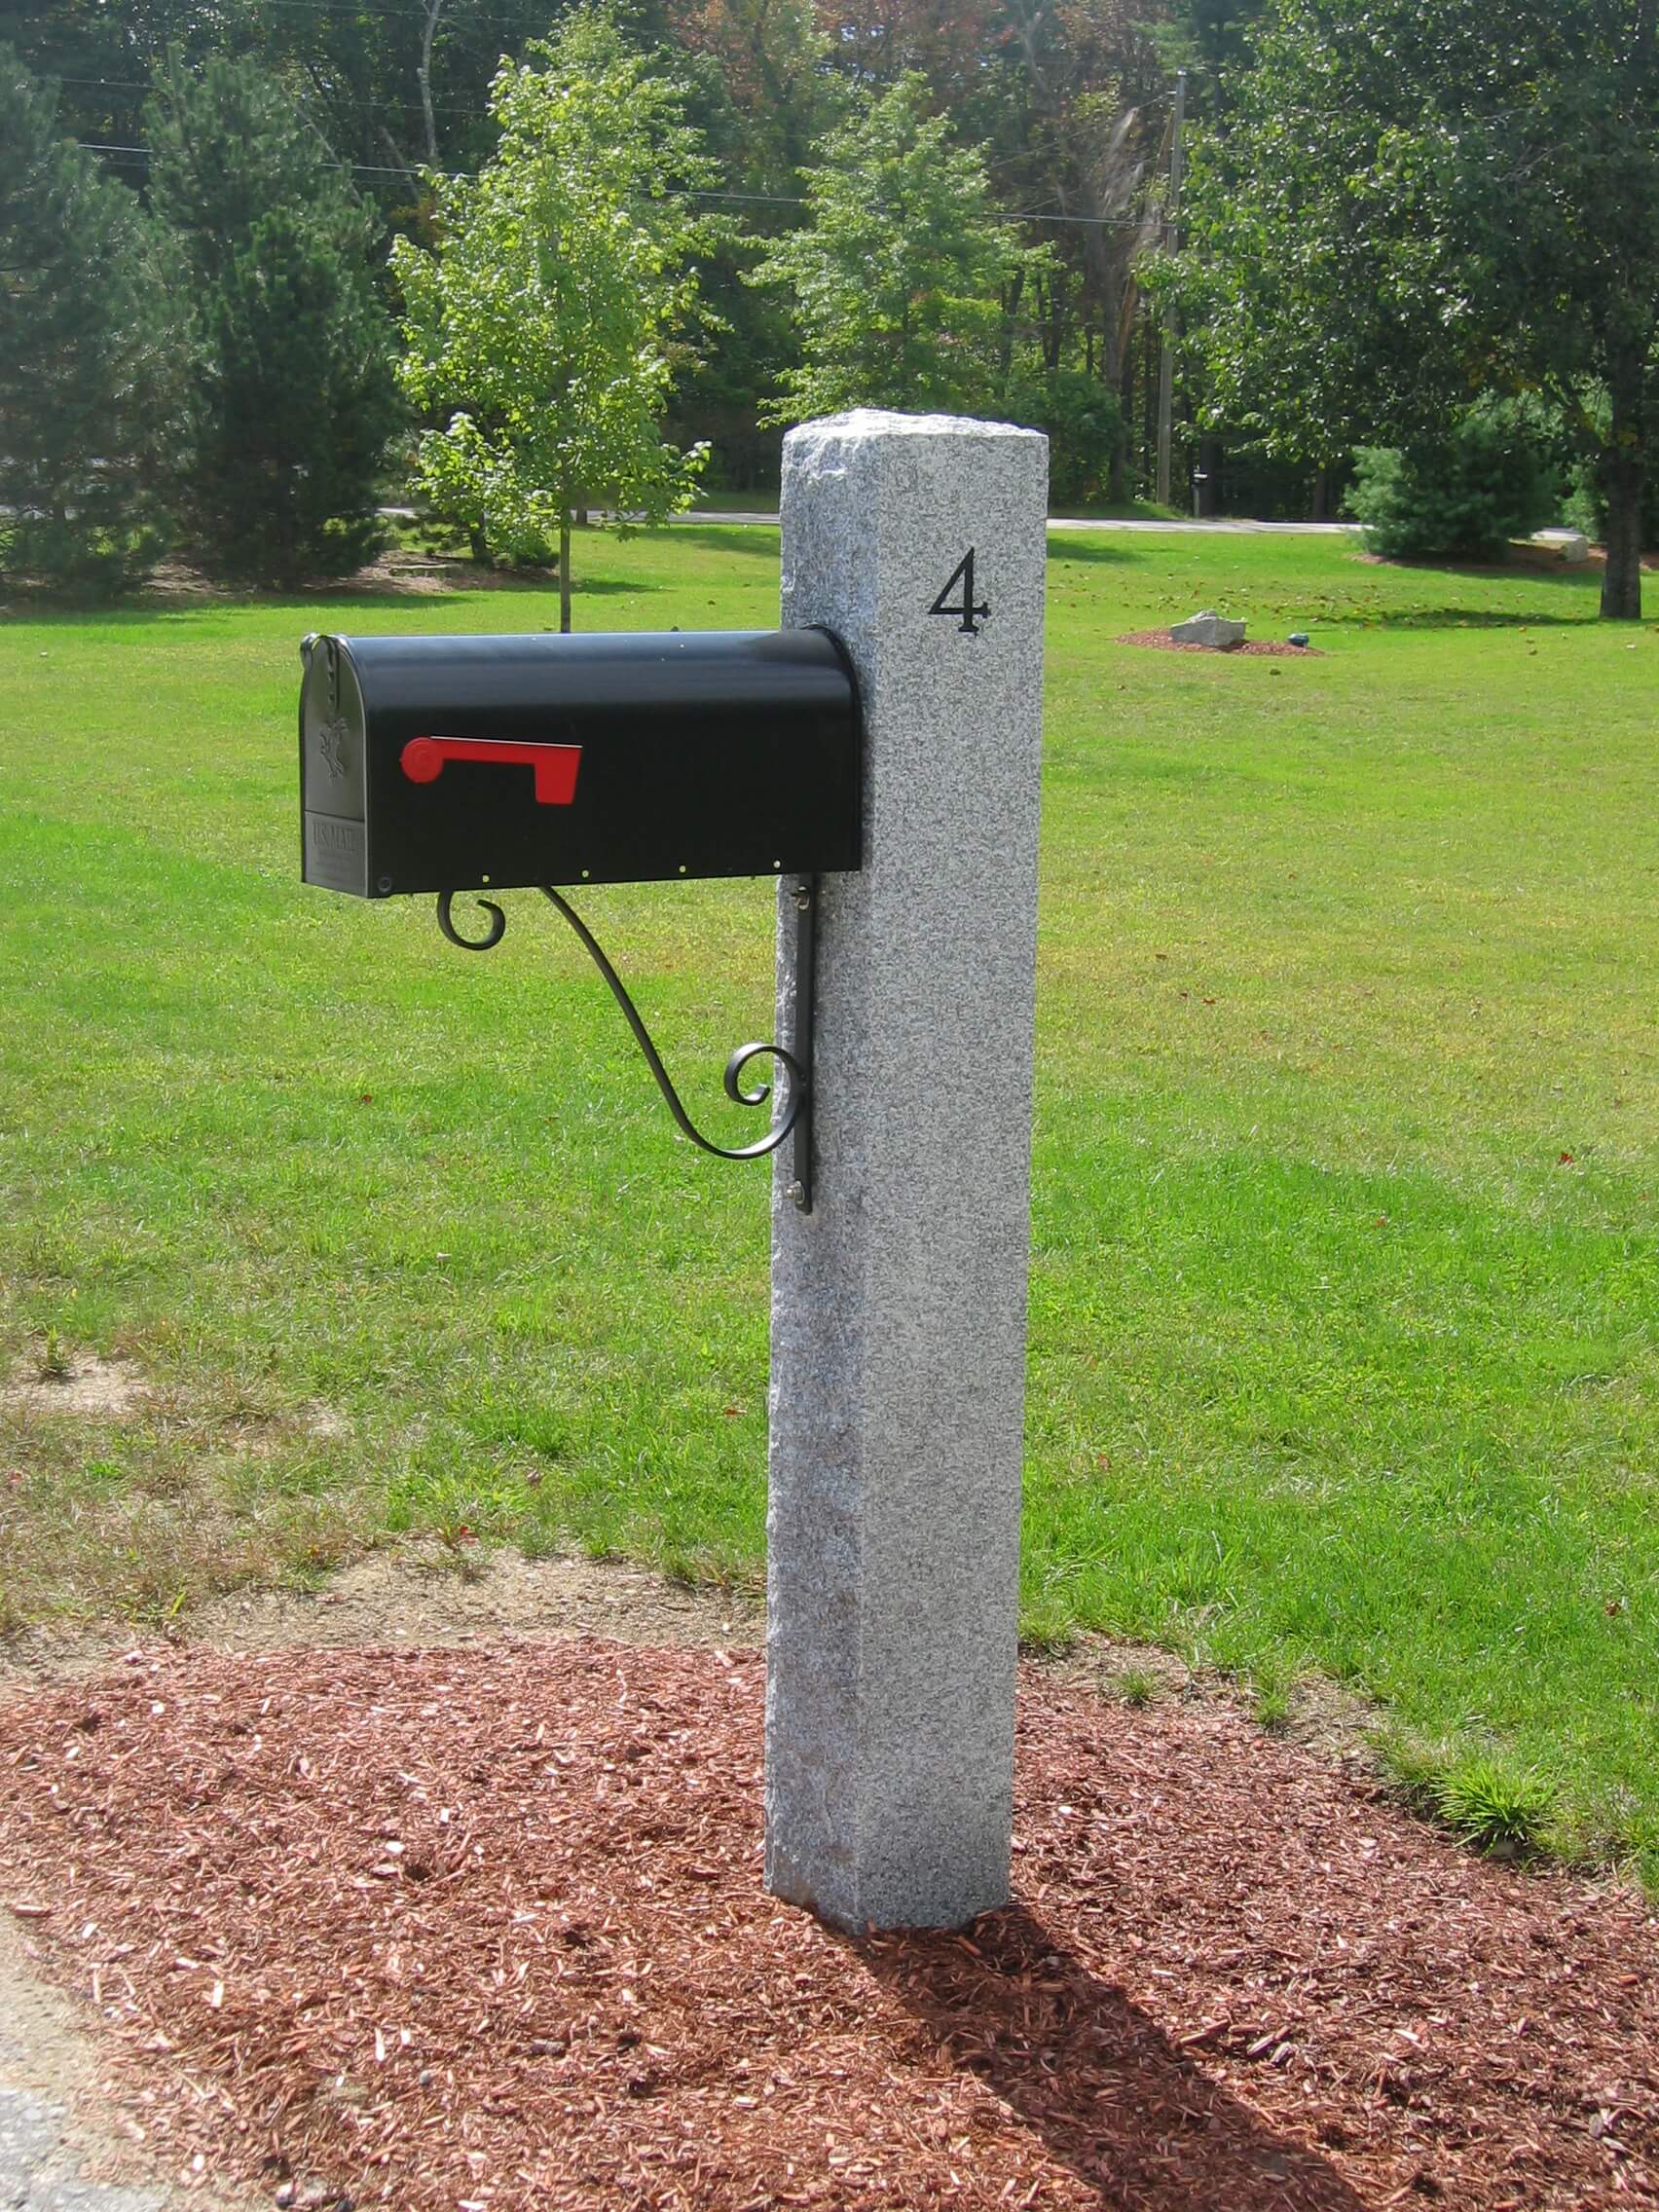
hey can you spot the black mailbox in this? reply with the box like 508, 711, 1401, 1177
299, 627, 861, 898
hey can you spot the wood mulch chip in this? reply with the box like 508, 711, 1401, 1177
1117, 629, 1323, 655
0, 1640, 1653, 2210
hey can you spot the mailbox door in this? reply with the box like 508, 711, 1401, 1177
300, 637, 370, 895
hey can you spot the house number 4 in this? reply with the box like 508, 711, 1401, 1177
929, 549, 991, 636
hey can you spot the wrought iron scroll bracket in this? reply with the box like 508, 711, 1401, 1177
432, 880, 816, 1212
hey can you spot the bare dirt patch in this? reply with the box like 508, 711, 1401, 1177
133, 552, 557, 606
0, 1637, 1653, 2211
1, 1355, 150, 1422
189, 1547, 760, 1654
0, 1549, 760, 1703
1116, 629, 1324, 656
1051, 1636, 1380, 1769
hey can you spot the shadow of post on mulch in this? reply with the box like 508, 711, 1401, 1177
854, 1901, 1367, 2211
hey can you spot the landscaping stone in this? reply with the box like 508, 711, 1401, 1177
1530, 529, 1591, 563
1170, 608, 1246, 648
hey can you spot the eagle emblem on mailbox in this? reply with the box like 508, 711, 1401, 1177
317, 715, 352, 783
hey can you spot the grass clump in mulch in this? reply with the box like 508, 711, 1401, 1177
1, 1636, 1655, 2211
1375, 1730, 1559, 1862
1433, 1758, 1556, 1859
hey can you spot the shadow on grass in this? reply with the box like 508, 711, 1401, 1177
856, 1902, 1365, 2209
5, 589, 590, 632
1339, 560, 1613, 628
1048, 537, 1134, 568
645, 523, 781, 560
1355, 604, 1601, 632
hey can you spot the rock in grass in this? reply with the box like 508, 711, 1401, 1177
1530, 529, 1590, 565
1171, 608, 1246, 648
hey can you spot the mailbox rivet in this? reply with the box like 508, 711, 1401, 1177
793, 886, 813, 912
378, 875, 392, 893
786, 1180, 807, 1208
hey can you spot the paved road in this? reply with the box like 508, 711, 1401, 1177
378, 504, 1356, 535
0, 2081, 165, 2212
683, 511, 1357, 533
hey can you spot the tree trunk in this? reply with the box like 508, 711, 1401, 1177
1044, 270, 1065, 373
559, 512, 572, 634
1601, 448, 1645, 621
1599, 353, 1646, 619
1114, 313, 1139, 501
999, 268, 1024, 387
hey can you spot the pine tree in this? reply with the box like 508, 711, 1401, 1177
0, 47, 187, 598
145, 55, 401, 587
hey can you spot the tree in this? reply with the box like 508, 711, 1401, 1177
813, 0, 1005, 98
656, 0, 836, 486
985, 1, 1168, 495
4, 0, 590, 200
393, 8, 717, 630
669, 0, 830, 186
0, 46, 187, 596
145, 54, 400, 586
1172, 0, 1659, 617
749, 73, 1038, 422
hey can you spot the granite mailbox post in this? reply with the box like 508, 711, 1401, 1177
766, 410, 1049, 1930
298, 408, 1048, 1933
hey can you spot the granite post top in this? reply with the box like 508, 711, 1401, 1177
785, 409, 1050, 449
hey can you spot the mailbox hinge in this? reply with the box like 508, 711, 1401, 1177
432, 879, 816, 1211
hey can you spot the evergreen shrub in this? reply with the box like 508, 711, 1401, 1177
1347, 405, 1558, 562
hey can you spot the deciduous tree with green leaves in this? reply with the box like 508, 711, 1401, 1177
0, 46, 187, 597
1171, 0, 1659, 617
146, 54, 400, 587
747, 72, 1040, 424
393, 8, 717, 630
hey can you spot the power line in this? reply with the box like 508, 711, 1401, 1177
73, 140, 1145, 223
48, 66, 1162, 188
41, 71, 486, 118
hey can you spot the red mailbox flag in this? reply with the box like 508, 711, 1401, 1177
401, 735, 581, 807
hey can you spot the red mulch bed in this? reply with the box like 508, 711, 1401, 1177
0, 1641, 1654, 2210
1116, 629, 1324, 656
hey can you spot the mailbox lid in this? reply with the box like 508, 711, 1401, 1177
299, 627, 861, 896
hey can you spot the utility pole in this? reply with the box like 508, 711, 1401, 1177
418, 0, 447, 167
1155, 68, 1187, 510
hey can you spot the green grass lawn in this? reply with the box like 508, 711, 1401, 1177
2, 528, 1654, 1881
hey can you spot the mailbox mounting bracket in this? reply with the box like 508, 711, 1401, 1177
433, 879, 817, 1212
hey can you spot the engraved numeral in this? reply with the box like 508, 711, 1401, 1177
929, 549, 991, 636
